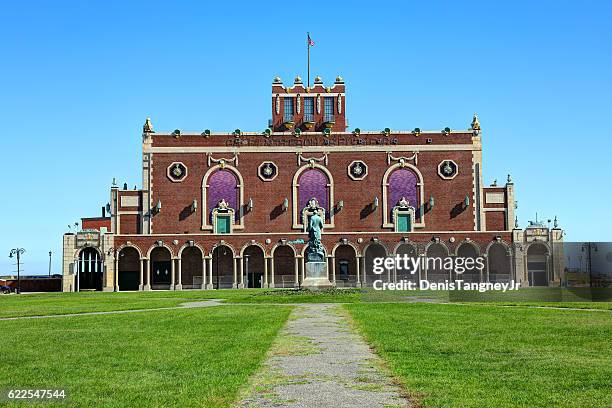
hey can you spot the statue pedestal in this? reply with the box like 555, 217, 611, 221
301, 262, 332, 290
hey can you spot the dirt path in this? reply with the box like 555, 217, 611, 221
238, 304, 409, 408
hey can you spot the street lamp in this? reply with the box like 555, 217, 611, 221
9, 248, 26, 294
581, 243, 598, 287
48, 251, 52, 277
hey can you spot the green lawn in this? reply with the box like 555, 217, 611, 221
1, 290, 611, 407
1, 288, 610, 318
0, 306, 292, 407
346, 303, 612, 408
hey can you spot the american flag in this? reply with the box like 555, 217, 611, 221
308, 34, 315, 47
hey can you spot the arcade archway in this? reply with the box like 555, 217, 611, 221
150, 246, 172, 289
181, 246, 203, 289
487, 243, 512, 283
395, 243, 419, 283
212, 245, 234, 289
118, 247, 140, 291
273, 246, 296, 288
426, 243, 449, 283
364, 243, 388, 286
527, 243, 549, 286
243, 245, 265, 288
77, 247, 103, 291
334, 245, 358, 287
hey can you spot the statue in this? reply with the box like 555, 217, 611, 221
306, 211, 325, 262
301, 199, 332, 289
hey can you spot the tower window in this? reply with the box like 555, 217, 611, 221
304, 98, 314, 122
284, 98, 294, 122
324, 97, 334, 122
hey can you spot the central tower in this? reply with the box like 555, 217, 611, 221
271, 75, 347, 132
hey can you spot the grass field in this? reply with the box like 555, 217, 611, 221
1, 289, 611, 407
346, 303, 612, 408
0, 305, 292, 407
0, 288, 610, 319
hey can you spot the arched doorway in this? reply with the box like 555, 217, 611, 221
243, 245, 265, 288
334, 245, 358, 287
212, 245, 234, 289
364, 243, 388, 286
150, 246, 172, 289
527, 243, 549, 286
487, 243, 512, 283
181, 247, 203, 289
273, 246, 296, 288
455, 243, 481, 283
118, 247, 140, 291
395, 243, 419, 283
78, 247, 102, 291
426, 243, 449, 283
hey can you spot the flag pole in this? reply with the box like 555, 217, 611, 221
307, 32, 310, 88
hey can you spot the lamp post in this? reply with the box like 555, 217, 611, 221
9, 248, 26, 294
581, 243, 598, 287
48, 251, 52, 277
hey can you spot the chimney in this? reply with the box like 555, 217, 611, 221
102, 206, 106, 218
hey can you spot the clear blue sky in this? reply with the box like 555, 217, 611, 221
1, 1, 610, 275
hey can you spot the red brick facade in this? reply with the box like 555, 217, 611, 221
68, 76, 531, 291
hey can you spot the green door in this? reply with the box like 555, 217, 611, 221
397, 214, 411, 232
216, 216, 230, 234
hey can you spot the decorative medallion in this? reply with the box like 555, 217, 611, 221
258, 161, 278, 181
437, 159, 458, 180
167, 162, 188, 182
348, 160, 368, 181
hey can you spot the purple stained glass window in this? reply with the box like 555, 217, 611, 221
388, 169, 419, 220
298, 169, 329, 221
208, 170, 239, 221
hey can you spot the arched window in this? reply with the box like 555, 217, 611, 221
202, 165, 244, 232
388, 169, 418, 217
382, 164, 424, 229
292, 165, 334, 229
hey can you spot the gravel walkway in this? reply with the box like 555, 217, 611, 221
239, 304, 409, 408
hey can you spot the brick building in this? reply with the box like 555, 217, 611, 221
62, 75, 564, 291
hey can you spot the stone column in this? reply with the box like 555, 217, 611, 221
201, 258, 207, 289
139, 259, 144, 291
361, 256, 366, 286
301, 257, 305, 283
176, 258, 183, 290
114, 258, 119, 292
268, 257, 275, 288
294, 257, 300, 288
330, 256, 336, 286
207, 257, 213, 289
233, 257, 238, 289
239, 257, 245, 289
356, 256, 361, 287
74, 260, 79, 292
393, 261, 398, 283
264, 257, 269, 288
170, 258, 176, 290
144, 258, 151, 291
